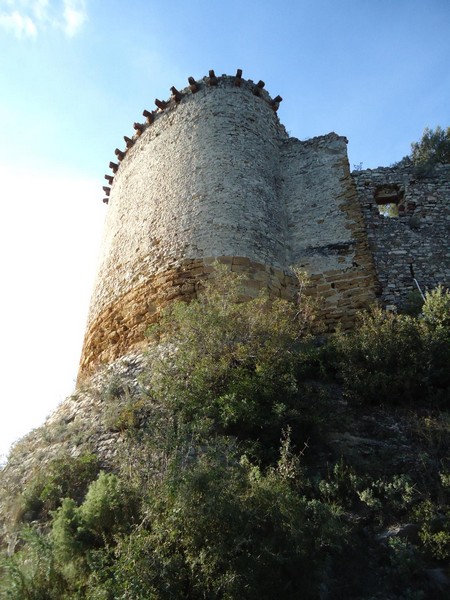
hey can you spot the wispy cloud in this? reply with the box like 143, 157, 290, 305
0, 0, 87, 39
63, 0, 87, 37
0, 10, 38, 38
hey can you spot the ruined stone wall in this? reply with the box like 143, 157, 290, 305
353, 164, 450, 308
281, 134, 378, 329
79, 73, 378, 378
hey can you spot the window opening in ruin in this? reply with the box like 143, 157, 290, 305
374, 185, 403, 218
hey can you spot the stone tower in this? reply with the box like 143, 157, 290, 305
78, 71, 378, 379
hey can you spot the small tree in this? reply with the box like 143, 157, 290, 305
410, 126, 450, 166
422, 286, 450, 329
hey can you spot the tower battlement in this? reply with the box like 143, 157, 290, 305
104, 70, 283, 187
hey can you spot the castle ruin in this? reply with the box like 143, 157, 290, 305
78, 71, 450, 379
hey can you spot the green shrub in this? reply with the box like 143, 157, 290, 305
333, 308, 428, 405
108, 449, 343, 599
104, 397, 148, 433
0, 527, 67, 600
52, 472, 138, 557
421, 288, 450, 400
387, 538, 425, 599
400, 290, 424, 317
51, 497, 85, 563
422, 285, 450, 329
145, 265, 319, 462
40, 472, 137, 596
318, 461, 415, 524
79, 472, 137, 541
318, 460, 364, 509
4, 445, 343, 599
333, 298, 450, 406
413, 500, 450, 561
19, 453, 100, 523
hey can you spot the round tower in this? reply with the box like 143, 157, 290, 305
79, 71, 378, 379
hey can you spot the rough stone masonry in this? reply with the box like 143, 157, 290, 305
353, 163, 450, 308
79, 71, 450, 379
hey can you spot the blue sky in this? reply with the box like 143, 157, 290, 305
0, 0, 449, 459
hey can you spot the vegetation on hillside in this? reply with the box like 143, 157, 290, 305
1, 269, 449, 599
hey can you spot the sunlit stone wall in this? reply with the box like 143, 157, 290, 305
79, 73, 378, 378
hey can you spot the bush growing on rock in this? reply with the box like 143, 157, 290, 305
333, 289, 450, 406
332, 308, 428, 405
421, 285, 450, 330
144, 265, 320, 462
103, 449, 344, 600
18, 453, 100, 523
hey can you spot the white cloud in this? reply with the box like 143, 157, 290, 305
33, 0, 50, 21
0, 0, 87, 38
0, 10, 37, 38
63, 1, 87, 37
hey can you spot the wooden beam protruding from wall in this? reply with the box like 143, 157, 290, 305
155, 99, 168, 110
170, 86, 183, 102
271, 95, 283, 110
208, 69, 218, 86
133, 122, 145, 134
253, 80, 265, 96
188, 76, 199, 92
142, 109, 154, 124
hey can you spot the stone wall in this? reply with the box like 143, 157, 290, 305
79, 73, 378, 378
353, 163, 450, 308
281, 134, 378, 329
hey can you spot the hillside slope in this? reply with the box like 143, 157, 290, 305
1, 273, 449, 599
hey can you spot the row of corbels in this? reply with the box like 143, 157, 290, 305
102, 69, 283, 204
